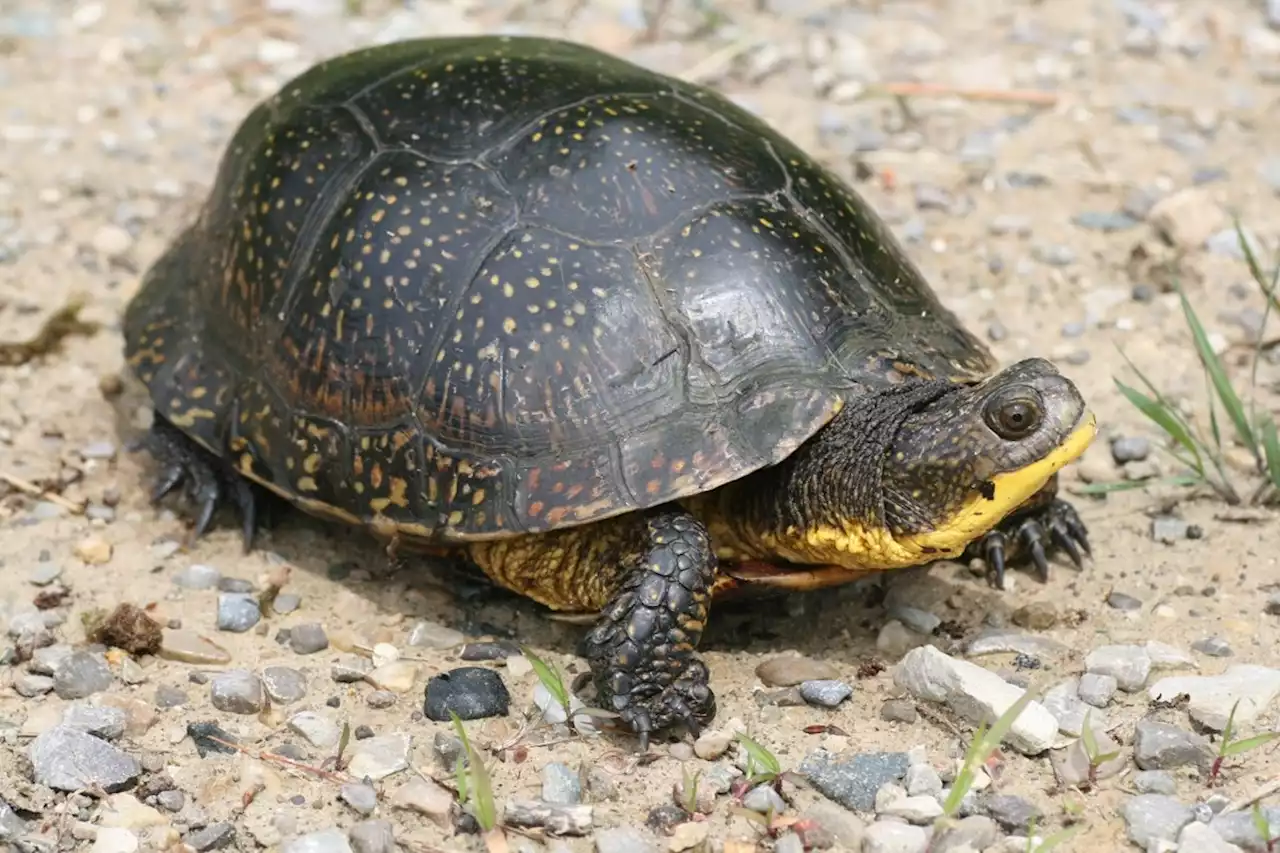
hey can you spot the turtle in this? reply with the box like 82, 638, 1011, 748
123, 34, 1097, 746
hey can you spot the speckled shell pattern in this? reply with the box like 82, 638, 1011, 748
123, 35, 997, 543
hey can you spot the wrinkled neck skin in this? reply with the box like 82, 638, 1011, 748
693, 379, 965, 570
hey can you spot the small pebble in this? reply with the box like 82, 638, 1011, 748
542, 762, 582, 805
216, 593, 260, 633
340, 783, 378, 816
185, 823, 235, 851
53, 650, 113, 699
1192, 637, 1233, 657
1077, 673, 1117, 707
1133, 770, 1178, 795
272, 593, 301, 614
289, 623, 329, 654
1106, 591, 1143, 611
348, 820, 395, 853
366, 690, 396, 709
1123, 794, 1194, 847
742, 783, 787, 815
209, 669, 266, 715
173, 564, 221, 589
880, 698, 917, 723
405, 620, 464, 649
261, 666, 308, 704
155, 789, 185, 812
984, 795, 1042, 833
755, 655, 838, 686
346, 733, 411, 781
799, 679, 853, 708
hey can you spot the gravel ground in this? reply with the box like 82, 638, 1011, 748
3, 1, 1280, 852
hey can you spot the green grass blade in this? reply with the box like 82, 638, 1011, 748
1080, 710, 1099, 759
1221, 732, 1280, 757
1031, 824, 1084, 852
1113, 379, 1206, 477
1262, 417, 1280, 494
521, 645, 570, 711
734, 732, 781, 778
1179, 288, 1256, 453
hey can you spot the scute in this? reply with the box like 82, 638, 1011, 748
125, 34, 998, 544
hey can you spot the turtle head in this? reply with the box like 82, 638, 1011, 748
879, 357, 1095, 555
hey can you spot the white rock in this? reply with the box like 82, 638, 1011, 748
91, 828, 139, 853
1148, 665, 1280, 731
287, 711, 341, 750
1085, 644, 1151, 691
1145, 641, 1197, 670
345, 733, 410, 780
893, 646, 1057, 755
1177, 821, 1244, 852
879, 794, 943, 824
862, 820, 928, 853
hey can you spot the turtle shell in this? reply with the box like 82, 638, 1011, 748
124, 35, 996, 543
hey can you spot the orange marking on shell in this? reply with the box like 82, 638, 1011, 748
645, 479, 661, 495
527, 468, 541, 490
528, 501, 544, 517
370, 463, 384, 489
545, 506, 568, 526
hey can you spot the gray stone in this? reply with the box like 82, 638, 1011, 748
887, 606, 941, 635
262, 666, 308, 704
1078, 673, 1117, 707
801, 802, 866, 849
800, 679, 853, 708
798, 748, 910, 811
541, 761, 582, 805
29, 643, 72, 675
289, 623, 328, 655
14, 673, 54, 696
216, 592, 260, 632
880, 698, 918, 723
340, 783, 378, 816
28, 725, 141, 792
742, 783, 787, 815
186, 822, 236, 851
1072, 210, 1139, 232
904, 763, 942, 797
155, 685, 189, 708
282, 828, 353, 853
594, 826, 659, 853
273, 593, 302, 614
406, 620, 464, 649
773, 833, 804, 853
61, 704, 127, 740
965, 630, 1067, 658
862, 820, 929, 853
1123, 794, 1194, 847
210, 669, 266, 714
0, 798, 28, 841
984, 794, 1042, 833
1211, 808, 1280, 849
53, 649, 113, 699
928, 815, 1001, 852
332, 656, 373, 682
173, 564, 220, 589
1042, 678, 1092, 736
1133, 770, 1177, 795
1152, 516, 1191, 543
1106, 591, 1143, 611
1192, 637, 1233, 657
1133, 720, 1213, 771
1111, 436, 1151, 463
348, 820, 395, 853
1085, 644, 1151, 691
156, 790, 185, 812
1266, 592, 1280, 616
28, 563, 63, 585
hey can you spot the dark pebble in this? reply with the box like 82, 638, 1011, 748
354, 724, 375, 739
366, 690, 396, 709
1132, 283, 1156, 302
798, 749, 910, 812
154, 686, 188, 708
1013, 653, 1041, 670
646, 803, 688, 832
984, 794, 1043, 833
459, 641, 520, 661
1107, 592, 1144, 611
424, 666, 511, 721
1265, 593, 1280, 615
186, 823, 236, 852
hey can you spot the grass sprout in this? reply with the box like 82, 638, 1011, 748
939, 688, 1040, 820
1209, 699, 1280, 786
1079, 709, 1121, 788
521, 645, 572, 721
1024, 820, 1084, 852
735, 732, 783, 785
1106, 221, 1280, 505
1251, 802, 1277, 852
450, 711, 499, 833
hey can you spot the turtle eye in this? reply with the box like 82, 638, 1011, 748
984, 389, 1043, 440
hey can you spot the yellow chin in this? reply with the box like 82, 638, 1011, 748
896, 409, 1098, 560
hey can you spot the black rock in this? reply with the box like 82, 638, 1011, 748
424, 666, 511, 721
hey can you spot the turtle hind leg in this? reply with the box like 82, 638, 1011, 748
143, 414, 260, 551
579, 509, 718, 750
973, 493, 1090, 590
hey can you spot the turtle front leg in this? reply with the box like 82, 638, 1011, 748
969, 475, 1090, 589
465, 507, 718, 750
580, 509, 718, 750
143, 414, 260, 550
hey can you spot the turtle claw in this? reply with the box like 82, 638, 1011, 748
613, 659, 715, 753
978, 499, 1090, 590
143, 415, 260, 551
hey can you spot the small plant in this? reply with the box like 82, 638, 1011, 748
1078, 709, 1121, 789
938, 688, 1040, 822
678, 765, 703, 815
521, 645, 573, 722
450, 711, 500, 837
735, 732, 783, 786
1097, 221, 1280, 505
1208, 699, 1280, 786
1251, 802, 1276, 852
1023, 819, 1083, 852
